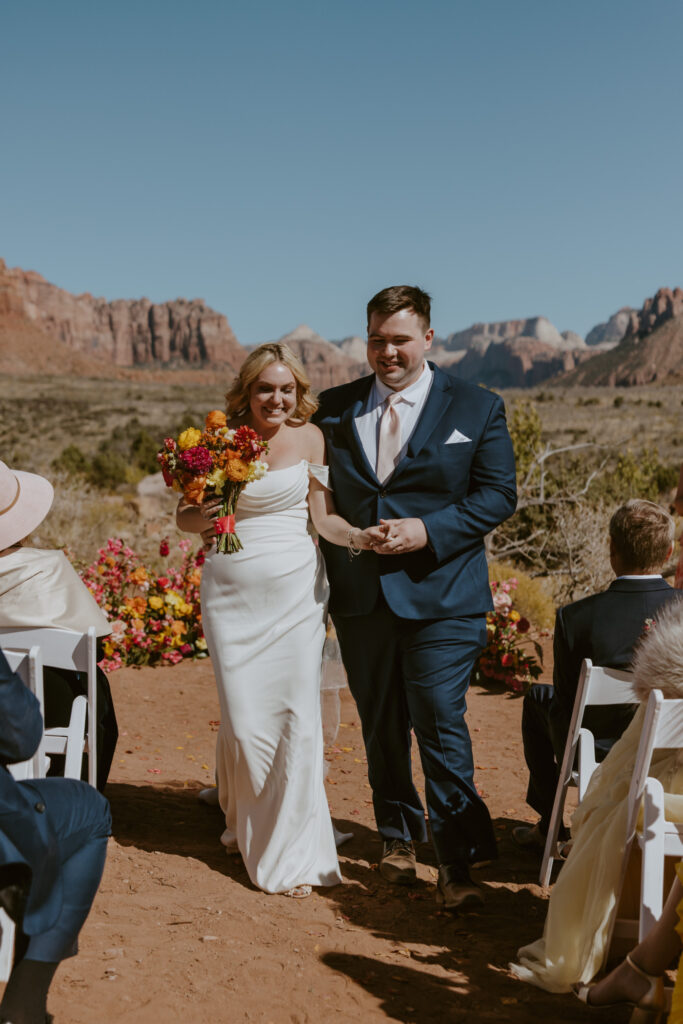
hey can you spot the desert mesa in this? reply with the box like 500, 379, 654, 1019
1, 257, 683, 388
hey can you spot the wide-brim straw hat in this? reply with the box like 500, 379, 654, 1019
0, 461, 54, 550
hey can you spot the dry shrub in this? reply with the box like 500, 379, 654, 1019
549, 500, 613, 605
488, 561, 556, 628
29, 471, 185, 568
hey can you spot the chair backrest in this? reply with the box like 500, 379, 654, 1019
0, 627, 98, 787
582, 662, 639, 707
0, 627, 96, 674
2, 646, 45, 780
624, 690, 683, 844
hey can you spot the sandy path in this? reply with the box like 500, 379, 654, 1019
15, 650, 626, 1023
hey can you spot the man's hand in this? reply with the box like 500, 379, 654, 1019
368, 518, 429, 554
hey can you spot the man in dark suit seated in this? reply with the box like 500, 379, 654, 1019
0, 646, 111, 1024
514, 498, 681, 851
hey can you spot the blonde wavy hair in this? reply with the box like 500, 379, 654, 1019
225, 343, 318, 425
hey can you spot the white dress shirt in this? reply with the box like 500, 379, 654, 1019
355, 363, 434, 476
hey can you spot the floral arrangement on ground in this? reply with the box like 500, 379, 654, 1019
471, 578, 544, 694
79, 537, 207, 671
78, 540, 543, 683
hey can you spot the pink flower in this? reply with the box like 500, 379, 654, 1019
180, 643, 193, 655
110, 620, 126, 640
493, 591, 512, 613
178, 539, 192, 554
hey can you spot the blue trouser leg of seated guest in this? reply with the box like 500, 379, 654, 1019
333, 600, 496, 866
19, 778, 111, 962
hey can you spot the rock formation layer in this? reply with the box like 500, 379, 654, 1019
0, 259, 245, 370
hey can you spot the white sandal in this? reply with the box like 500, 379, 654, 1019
283, 884, 312, 899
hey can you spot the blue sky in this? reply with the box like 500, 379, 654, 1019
2, 0, 682, 345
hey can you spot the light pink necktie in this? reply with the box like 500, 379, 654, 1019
376, 393, 402, 483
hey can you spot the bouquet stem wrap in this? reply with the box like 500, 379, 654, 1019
215, 488, 243, 553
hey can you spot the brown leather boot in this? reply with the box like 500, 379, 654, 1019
436, 863, 483, 911
379, 839, 416, 885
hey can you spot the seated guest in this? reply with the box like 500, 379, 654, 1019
511, 600, 683, 992
514, 498, 681, 850
0, 461, 117, 790
0, 645, 111, 1024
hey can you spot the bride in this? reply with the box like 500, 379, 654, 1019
177, 343, 374, 897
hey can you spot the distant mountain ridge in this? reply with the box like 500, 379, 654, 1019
560, 288, 683, 386
0, 259, 245, 371
2, 258, 680, 388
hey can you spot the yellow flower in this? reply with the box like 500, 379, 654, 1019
508, 609, 521, 622
196, 637, 207, 651
178, 427, 203, 450
206, 467, 227, 490
165, 590, 182, 608
148, 596, 164, 610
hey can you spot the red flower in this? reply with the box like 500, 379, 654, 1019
159, 539, 170, 557
501, 653, 514, 667
179, 446, 213, 474
195, 548, 206, 567
516, 617, 531, 634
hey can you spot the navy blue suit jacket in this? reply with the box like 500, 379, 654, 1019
0, 647, 62, 936
314, 364, 517, 619
549, 577, 683, 755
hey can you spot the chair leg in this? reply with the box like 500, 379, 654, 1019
640, 778, 665, 942
0, 908, 16, 983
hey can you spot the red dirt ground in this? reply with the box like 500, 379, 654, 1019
11, 648, 628, 1023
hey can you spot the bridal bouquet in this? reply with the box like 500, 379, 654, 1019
157, 410, 269, 553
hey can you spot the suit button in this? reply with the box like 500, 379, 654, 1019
34, 801, 46, 813
379, 489, 387, 497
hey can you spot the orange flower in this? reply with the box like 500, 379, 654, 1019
125, 596, 147, 616
129, 567, 148, 585
131, 617, 145, 632
184, 476, 207, 504
205, 410, 227, 430
225, 457, 250, 482
171, 620, 186, 635
188, 570, 201, 585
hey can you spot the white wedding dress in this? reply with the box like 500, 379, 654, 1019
200, 460, 342, 893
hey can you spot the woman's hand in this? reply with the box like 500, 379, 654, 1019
198, 496, 223, 550
347, 527, 376, 552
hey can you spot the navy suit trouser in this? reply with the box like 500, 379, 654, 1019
15, 778, 111, 962
333, 595, 496, 866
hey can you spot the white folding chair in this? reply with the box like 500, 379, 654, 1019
0, 627, 97, 787
608, 690, 683, 950
540, 659, 638, 886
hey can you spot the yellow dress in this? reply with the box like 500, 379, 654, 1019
511, 706, 683, 993
669, 863, 683, 1023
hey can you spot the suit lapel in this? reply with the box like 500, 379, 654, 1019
389, 368, 453, 484
339, 377, 378, 484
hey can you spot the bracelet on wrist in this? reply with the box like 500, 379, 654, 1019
346, 529, 362, 560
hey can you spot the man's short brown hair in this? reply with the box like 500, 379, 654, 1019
609, 499, 675, 572
367, 285, 431, 331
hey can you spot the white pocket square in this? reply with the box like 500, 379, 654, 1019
445, 428, 472, 444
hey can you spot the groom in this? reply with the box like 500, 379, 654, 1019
315, 285, 517, 909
